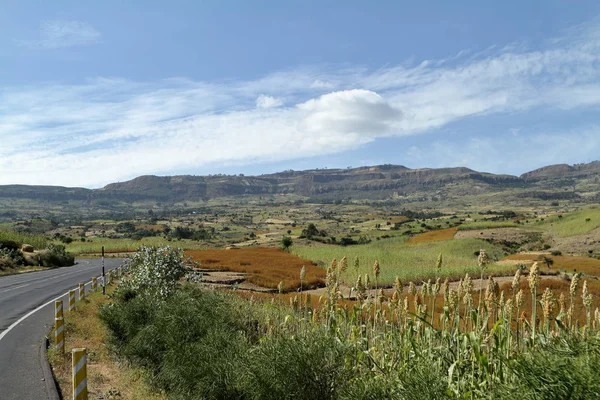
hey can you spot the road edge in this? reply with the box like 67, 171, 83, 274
40, 336, 61, 400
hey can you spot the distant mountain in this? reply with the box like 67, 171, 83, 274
1, 161, 599, 216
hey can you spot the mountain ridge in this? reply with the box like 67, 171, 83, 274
1, 162, 599, 215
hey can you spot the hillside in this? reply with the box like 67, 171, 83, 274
1, 161, 599, 217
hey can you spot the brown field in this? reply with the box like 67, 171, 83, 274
389, 216, 409, 224
503, 254, 600, 277
407, 227, 458, 244
186, 247, 325, 291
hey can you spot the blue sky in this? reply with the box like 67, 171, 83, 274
1, 1, 600, 187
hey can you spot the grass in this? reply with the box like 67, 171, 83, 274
0, 229, 47, 249
47, 289, 166, 400
457, 221, 519, 231
65, 236, 203, 255
407, 227, 457, 244
537, 208, 600, 237
186, 247, 325, 290
293, 236, 511, 284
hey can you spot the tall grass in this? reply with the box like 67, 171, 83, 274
0, 229, 47, 249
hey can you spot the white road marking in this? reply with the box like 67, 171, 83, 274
0, 283, 30, 295
0, 269, 113, 342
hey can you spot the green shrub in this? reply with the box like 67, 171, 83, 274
101, 286, 247, 399
241, 331, 354, 400
38, 244, 75, 268
121, 245, 187, 299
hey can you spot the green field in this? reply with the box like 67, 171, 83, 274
456, 221, 519, 231
65, 236, 206, 255
293, 236, 510, 284
538, 208, 600, 237
0, 229, 47, 249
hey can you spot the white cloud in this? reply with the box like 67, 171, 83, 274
256, 94, 284, 108
297, 89, 402, 137
2, 18, 600, 186
19, 20, 101, 49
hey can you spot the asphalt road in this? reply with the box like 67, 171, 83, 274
0, 258, 125, 400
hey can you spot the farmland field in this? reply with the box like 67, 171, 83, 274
293, 236, 511, 284
186, 247, 325, 290
537, 207, 600, 237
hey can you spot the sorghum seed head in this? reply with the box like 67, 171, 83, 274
512, 268, 521, 292
516, 289, 524, 308
583, 280, 593, 309
528, 262, 540, 293
340, 256, 348, 273
478, 249, 490, 269
570, 273, 580, 298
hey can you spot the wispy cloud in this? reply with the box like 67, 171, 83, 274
2, 19, 600, 187
19, 20, 100, 49
256, 94, 284, 109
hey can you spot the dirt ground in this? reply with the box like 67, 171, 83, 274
553, 227, 600, 254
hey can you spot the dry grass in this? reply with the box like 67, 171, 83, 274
186, 247, 325, 290
407, 227, 458, 244
503, 254, 600, 276
47, 290, 165, 400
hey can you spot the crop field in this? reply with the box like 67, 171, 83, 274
503, 253, 600, 276
0, 229, 47, 249
407, 227, 457, 244
186, 247, 325, 290
537, 207, 600, 237
64, 236, 184, 255
293, 237, 512, 284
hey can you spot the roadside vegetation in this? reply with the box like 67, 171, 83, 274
94, 246, 600, 399
47, 287, 166, 400
0, 229, 74, 274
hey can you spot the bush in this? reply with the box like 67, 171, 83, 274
38, 244, 75, 268
101, 287, 247, 399
121, 245, 187, 299
241, 332, 353, 400
0, 240, 20, 251
551, 250, 562, 256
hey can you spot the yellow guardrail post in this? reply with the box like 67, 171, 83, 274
55, 300, 63, 319
78, 283, 85, 301
92, 277, 97, 291
55, 316, 64, 353
69, 290, 76, 311
72, 348, 88, 400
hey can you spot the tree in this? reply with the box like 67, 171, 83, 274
542, 256, 554, 269
281, 236, 293, 252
